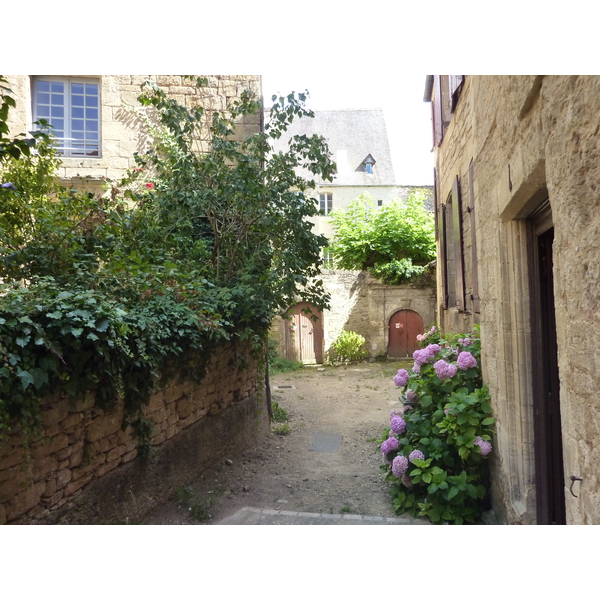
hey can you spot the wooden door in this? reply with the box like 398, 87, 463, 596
284, 302, 324, 364
530, 215, 566, 525
388, 310, 424, 358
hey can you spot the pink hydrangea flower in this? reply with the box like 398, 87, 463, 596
474, 436, 492, 456
393, 369, 409, 387
390, 415, 406, 434
412, 363, 421, 375
406, 389, 416, 403
381, 436, 399, 455
424, 343, 441, 359
457, 351, 477, 370
413, 349, 428, 366
408, 449, 425, 463
392, 455, 409, 478
434, 360, 457, 380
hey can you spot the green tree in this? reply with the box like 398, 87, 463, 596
0, 78, 336, 443
328, 192, 435, 284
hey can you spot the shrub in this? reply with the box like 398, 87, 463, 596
378, 325, 494, 524
328, 330, 368, 362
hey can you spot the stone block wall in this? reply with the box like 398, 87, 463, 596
4, 75, 262, 193
432, 75, 600, 524
0, 342, 268, 525
272, 271, 436, 361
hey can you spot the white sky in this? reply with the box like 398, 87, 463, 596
262, 73, 434, 186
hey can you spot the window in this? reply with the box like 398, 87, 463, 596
33, 77, 100, 157
426, 76, 464, 147
362, 154, 376, 174
377, 199, 383, 207
322, 250, 335, 268
319, 193, 333, 215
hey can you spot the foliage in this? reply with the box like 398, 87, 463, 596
0, 77, 334, 447
378, 325, 494, 524
328, 192, 435, 284
267, 337, 303, 373
272, 423, 291, 436
271, 401, 289, 423
369, 259, 426, 285
328, 330, 368, 362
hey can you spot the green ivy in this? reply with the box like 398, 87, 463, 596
0, 77, 335, 449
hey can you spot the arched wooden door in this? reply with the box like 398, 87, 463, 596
387, 310, 424, 358
284, 302, 324, 364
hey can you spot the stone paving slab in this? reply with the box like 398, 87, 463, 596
217, 506, 431, 525
308, 431, 342, 453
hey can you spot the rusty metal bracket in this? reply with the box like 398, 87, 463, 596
569, 476, 583, 498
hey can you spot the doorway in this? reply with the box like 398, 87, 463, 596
387, 309, 424, 358
284, 302, 324, 364
529, 202, 566, 524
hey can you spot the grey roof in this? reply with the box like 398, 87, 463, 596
268, 108, 396, 186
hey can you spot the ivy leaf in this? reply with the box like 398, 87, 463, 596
16, 336, 30, 347
17, 369, 35, 390
95, 318, 109, 332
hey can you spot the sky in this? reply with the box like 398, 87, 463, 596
262, 73, 434, 186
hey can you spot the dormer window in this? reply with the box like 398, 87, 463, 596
362, 154, 376, 174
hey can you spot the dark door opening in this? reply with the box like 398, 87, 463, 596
530, 212, 566, 524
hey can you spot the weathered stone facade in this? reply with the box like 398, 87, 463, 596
0, 343, 268, 525
272, 271, 436, 361
428, 75, 600, 524
4, 75, 262, 192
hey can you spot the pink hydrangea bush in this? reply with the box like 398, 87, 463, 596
379, 325, 494, 525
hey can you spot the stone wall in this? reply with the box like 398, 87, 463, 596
272, 271, 436, 361
432, 75, 600, 524
0, 342, 269, 524
4, 75, 262, 193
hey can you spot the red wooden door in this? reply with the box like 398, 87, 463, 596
387, 310, 424, 358
284, 303, 324, 364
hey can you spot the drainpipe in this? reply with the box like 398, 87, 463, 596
423, 75, 434, 102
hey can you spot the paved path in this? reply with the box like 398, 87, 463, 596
217, 506, 431, 525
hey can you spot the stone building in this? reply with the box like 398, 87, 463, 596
267, 107, 435, 362
0, 75, 267, 524
426, 75, 600, 524
3, 75, 262, 191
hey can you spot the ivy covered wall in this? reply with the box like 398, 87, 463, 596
0, 342, 267, 524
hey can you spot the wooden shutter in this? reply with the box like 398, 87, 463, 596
438, 203, 448, 310
434, 168, 439, 240
468, 160, 480, 313
451, 175, 466, 311
433, 75, 443, 146
449, 76, 464, 112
